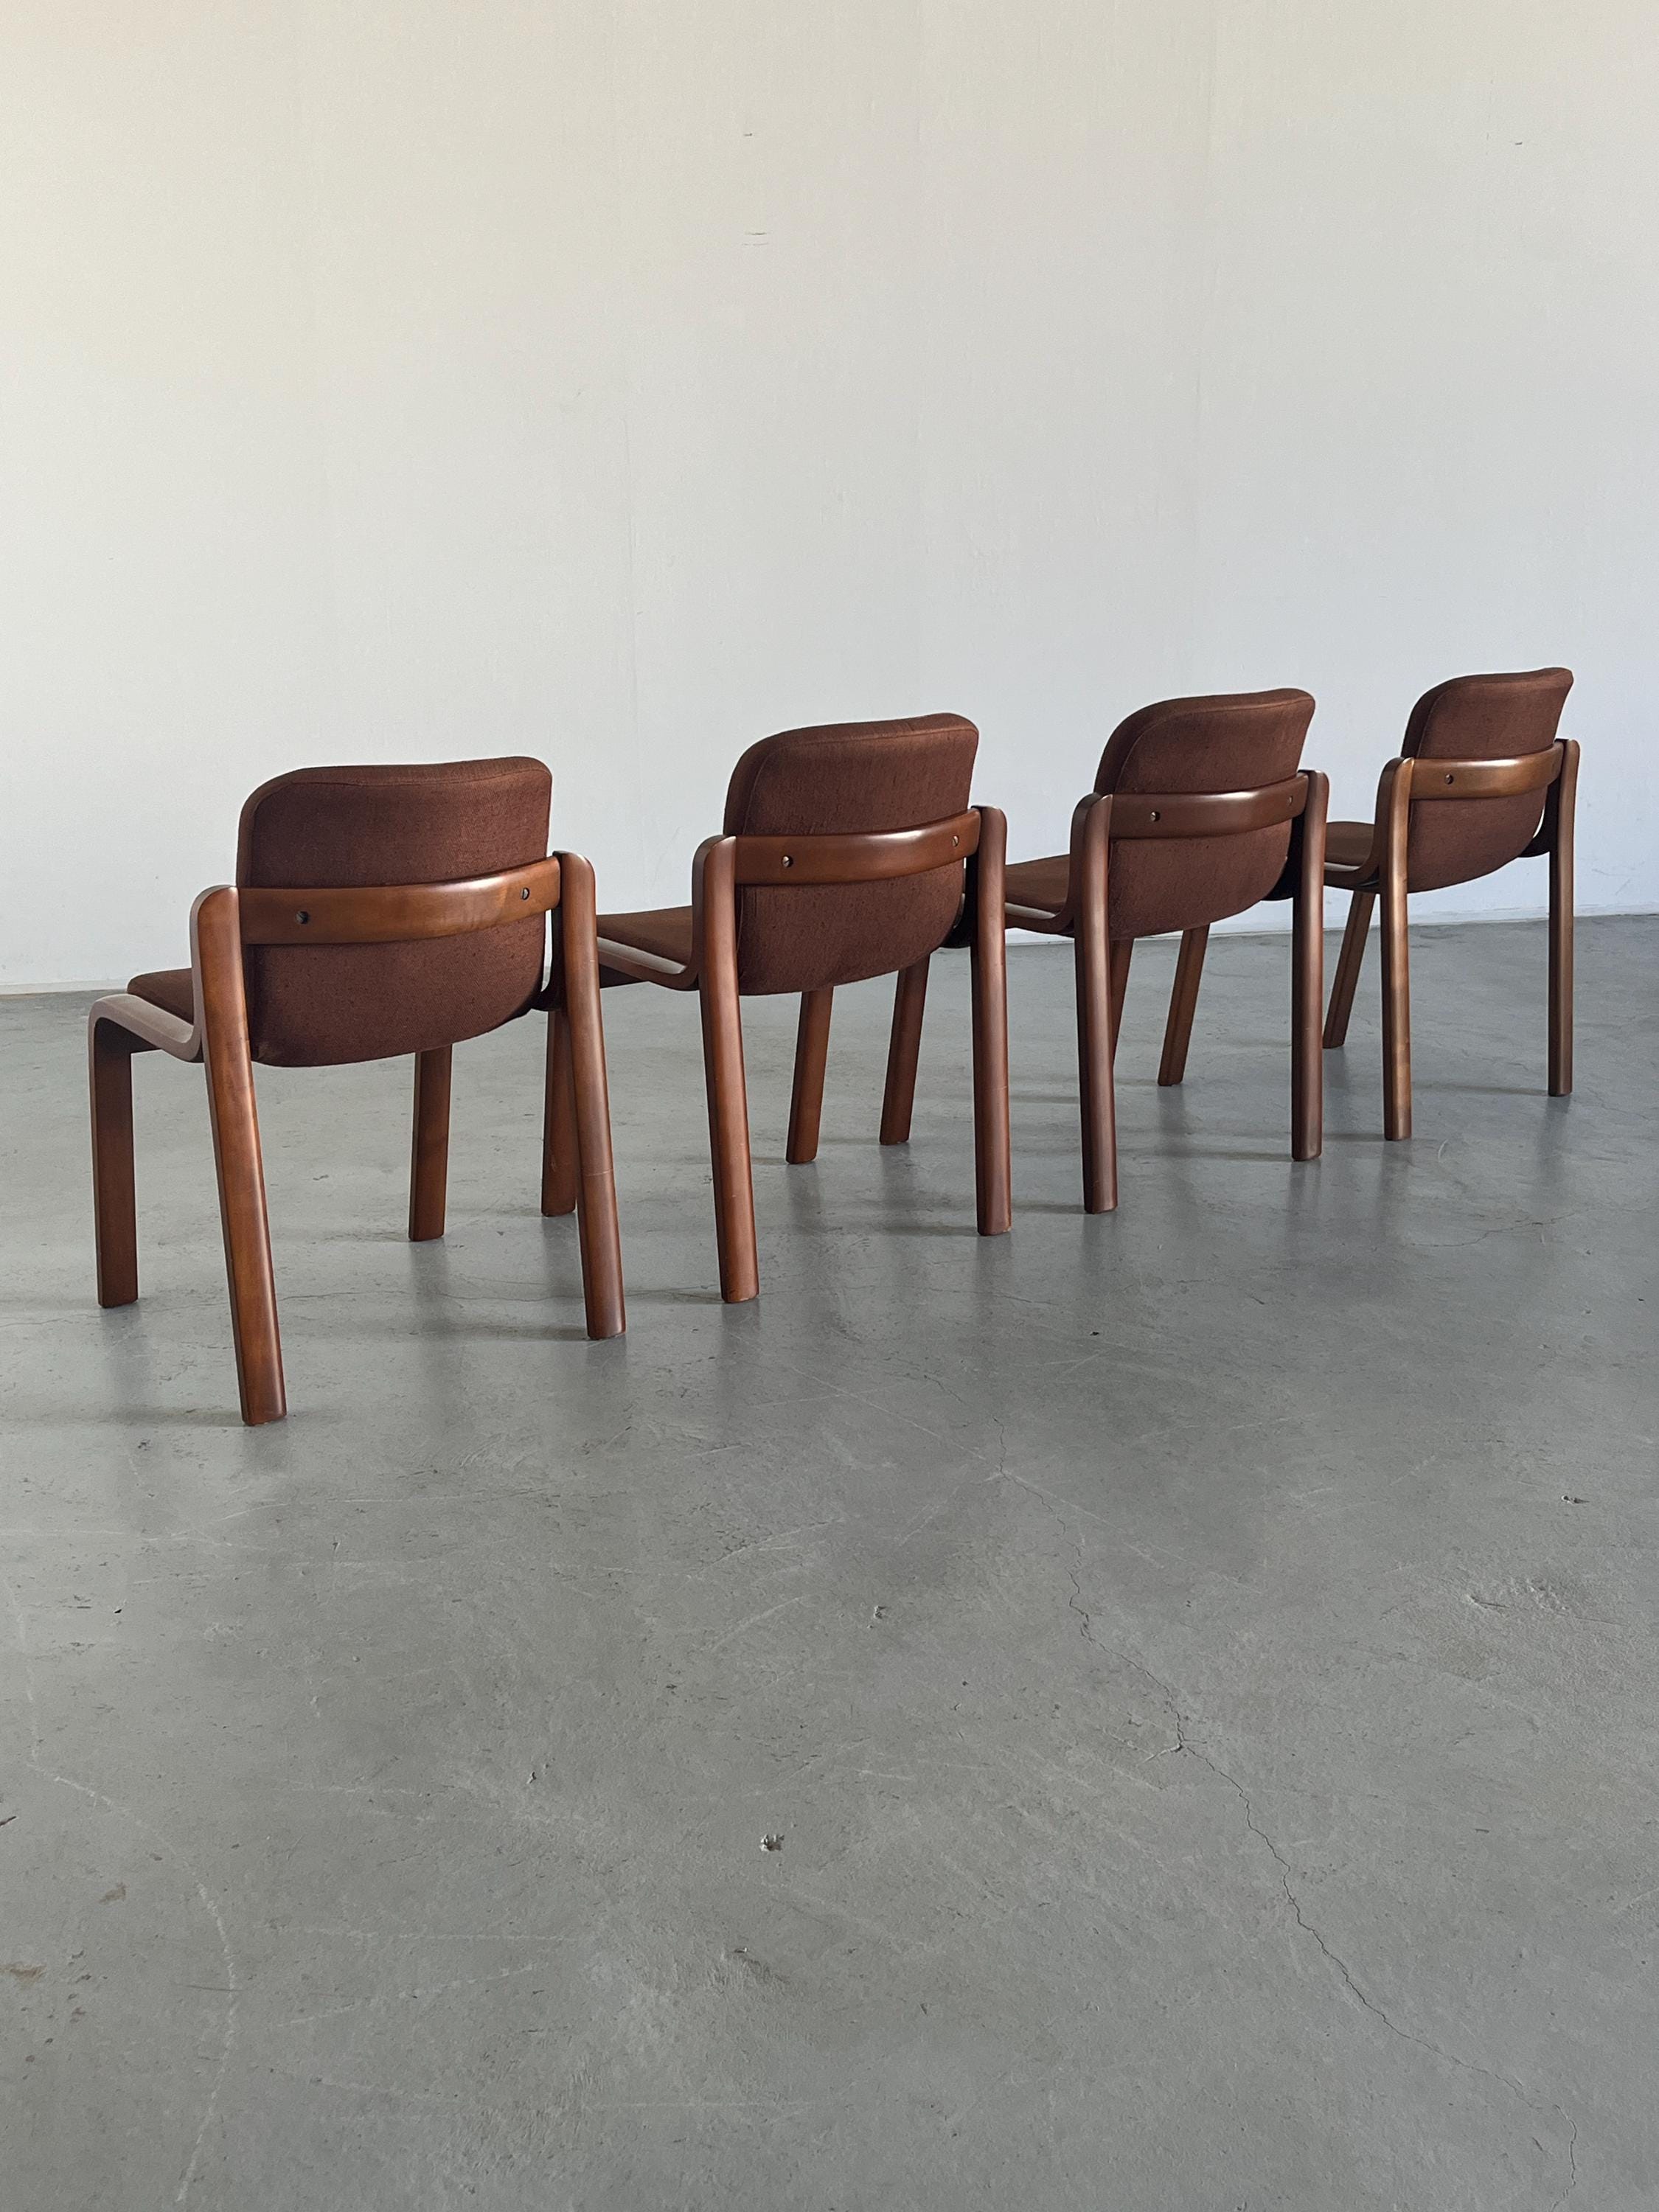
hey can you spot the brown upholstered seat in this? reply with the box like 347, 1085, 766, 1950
1322, 669, 1577, 1138
1323, 820, 1377, 875
127, 969, 195, 1023
577, 713, 1010, 1304
1003, 856, 1070, 917
88, 756, 625, 1425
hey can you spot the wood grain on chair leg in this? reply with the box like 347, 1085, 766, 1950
194, 888, 285, 1425
698, 841, 759, 1302
969, 807, 1012, 1236
1324, 890, 1374, 1049
1158, 928, 1208, 1088
1548, 741, 1577, 1096
90, 1016, 140, 1307
557, 853, 626, 1338
880, 958, 929, 1146
541, 998, 578, 1217
1072, 797, 1118, 1214
408, 1046, 452, 1242
1290, 771, 1328, 1161
1379, 773, 1413, 1141
787, 987, 833, 1165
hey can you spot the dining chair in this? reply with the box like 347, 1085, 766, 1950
546, 713, 1009, 1301
1321, 668, 1577, 1138
906, 689, 1324, 1214
88, 758, 625, 1426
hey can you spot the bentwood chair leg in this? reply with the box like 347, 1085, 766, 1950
1158, 928, 1208, 1087
557, 854, 626, 1339
1290, 772, 1327, 1161
1108, 939, 1133, 1057
541, 1002, 578, 1217
1073, 804, 1118, 1215
1548, 745, 1577, 1096
195, 890, 285, 1425
408, 1046, 452, 1242
968, 809, 1012, 1235
90, 1017, 140, 1308
787, 987, 834, 1164
698, 848, 759, 1302
1324, 890, 1374, 1048
880, 959, 929, 1146
1380, 852, 1412, 1141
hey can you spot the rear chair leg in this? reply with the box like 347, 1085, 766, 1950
1324, 890, 1374, 1048
1548, 755, 1576, 1096
1380, 858, 1412, 1141
969, 810, 1012, 1234
195, 891, 285, 1425
787, 987, 834, 1164
90, 1017, 139, 1307
880, 958, 929, 1146
557, 854, 626, 1338
408, 1046, 452, 1241
1290, 772, 1326, 1161
1158, 928, 1208, 1087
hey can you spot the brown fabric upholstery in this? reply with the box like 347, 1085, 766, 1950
1324, 821, 1377, 874
234, 759, 552, 1066
1401, 669, 1571, 893
1091, 689, 1315, 940
597, 905, 695, 974
127, 968, 195, 1023
1004, 856, 1071, 917
720, 714, 978, 995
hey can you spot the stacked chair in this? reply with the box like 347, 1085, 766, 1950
91, 672, 1576, 1423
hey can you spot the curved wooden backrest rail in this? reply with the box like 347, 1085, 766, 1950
1399, 749, 1563, 801
1103, 775, 1310, 841
237, 855, 564, 945
729, 810, 981, 887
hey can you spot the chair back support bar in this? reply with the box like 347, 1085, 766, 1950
1401, 748, 1562, 803
730, 811, 980, 887
237, 855, 563, 946
1105, 776, 1309, 841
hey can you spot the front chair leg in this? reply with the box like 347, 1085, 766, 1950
880, 958, 929, 1146
408, 1046, 452, 1242
1324, 889, 1374, 1048
1158, 928, 1208, 1087
194, 888, 285, 1425
557, 853, 626, 1338
969, 808, 1012, 1234
787, 987, 834, 1164
90, 1015, 141, 1307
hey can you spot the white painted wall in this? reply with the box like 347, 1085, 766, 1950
3, 2, 1654, 990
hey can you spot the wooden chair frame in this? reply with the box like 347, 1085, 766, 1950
986, 771, 1329, 1212
1321, 740, 1579, 1138
89, 852, 625, 1427
557, 807, 1011, 1303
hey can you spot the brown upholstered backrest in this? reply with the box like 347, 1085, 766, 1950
1401, 669, 1572, 893
236, 759, 552, 1066
721, 714, 978, 995
1092, 689, 1315, 940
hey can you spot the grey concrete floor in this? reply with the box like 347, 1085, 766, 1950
2, 921, 1656, 2211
